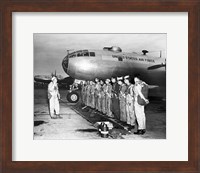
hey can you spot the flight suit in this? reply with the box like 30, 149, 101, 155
88, 84, 92, 107
105, 83, 113, 117
97, 85, 102, 112
86, 83, 91, 107
111, 82, 120, 120
101, 84, 107, 114
125, 84, 136, 126
48, 82, 60, 118
83, 84, 88, 105
119, 83, 127, 122
133, 82, 147, 130
81, 83, 85, 105
95, 83, 101, 110
90, 84, 95, 108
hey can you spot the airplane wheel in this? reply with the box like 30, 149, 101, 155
67, 91, 79, 103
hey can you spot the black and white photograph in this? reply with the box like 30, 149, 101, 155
34, 33, 166, 140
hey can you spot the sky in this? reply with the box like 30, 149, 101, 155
34, 34, 166, 76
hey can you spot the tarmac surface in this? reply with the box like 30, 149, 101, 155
34, 89, 166, 140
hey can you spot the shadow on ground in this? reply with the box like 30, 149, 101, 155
34, 120, 48, 126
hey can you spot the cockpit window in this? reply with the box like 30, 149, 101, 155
89, 52, 95, 57
68, 52, 76, 58
68, 50, 93, 58
83, 52, 89, 56
77, 52, 83, 57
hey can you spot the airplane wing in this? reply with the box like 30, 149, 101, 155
34, 76, 75, 85
34, 77, 51, 83
57, 77, 74, 85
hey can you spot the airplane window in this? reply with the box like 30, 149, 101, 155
77, 52, 83, 57
83, 52, 89, 56
71, 54, 76, 57
118, 57, 123, 61
69, 53, 76, 58
89, 52, 95, 57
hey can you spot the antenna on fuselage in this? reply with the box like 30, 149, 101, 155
142, 50, 149, 55
141, 50, 165, 58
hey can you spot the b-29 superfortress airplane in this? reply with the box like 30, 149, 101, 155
35, 46, 166, 103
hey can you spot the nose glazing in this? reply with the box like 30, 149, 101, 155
62, 55, 69, 73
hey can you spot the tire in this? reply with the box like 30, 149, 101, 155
67, 91, 79, 103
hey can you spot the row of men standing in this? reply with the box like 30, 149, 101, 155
80, 75, 149, 135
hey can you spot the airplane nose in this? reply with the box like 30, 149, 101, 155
62, 55, 69, 73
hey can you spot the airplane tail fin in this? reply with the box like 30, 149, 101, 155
51, 70, 57, 78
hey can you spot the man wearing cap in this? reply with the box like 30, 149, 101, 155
85, 81, 90, 107
97, 80, 103, 112
105, 79, 112, 117
90, 81, 95, 109
94, 78, 101, 110
87, 81, 93, 108
133, 75, 149, 135
111, 77, 120, 120
101, 80, 107, 114
118, 77, 127, 123
124, 75, 136, 130
80, 81, 85, 105
48, 76, 62, 119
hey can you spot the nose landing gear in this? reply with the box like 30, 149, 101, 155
67, 91, 79, 103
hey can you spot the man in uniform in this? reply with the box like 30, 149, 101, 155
87, 81, 92, 108
90, 81, 95, 109
124, 75, 135, 130
80, 81, 85, 105
118, 77, 127, 123
100, 80, 106, 114
83, 81, 87, 105
94, 78, 101, 110
85, 81, 90, 107
111, 77, 120, 120
133, 75, 149, 135
48, 76, 62, 119
105, 79, 113, 117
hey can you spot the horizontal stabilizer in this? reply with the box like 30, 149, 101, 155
147, 64, 165, 70
148, 85, 159, 89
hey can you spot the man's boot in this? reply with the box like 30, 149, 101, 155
56, 114, 63, 119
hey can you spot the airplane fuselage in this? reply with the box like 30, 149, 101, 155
62, 49, 166, 87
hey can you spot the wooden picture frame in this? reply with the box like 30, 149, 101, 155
0, 0, 199, 172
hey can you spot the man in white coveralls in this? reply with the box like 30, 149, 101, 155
133, 75, 149, 135
48, 76, 62, 119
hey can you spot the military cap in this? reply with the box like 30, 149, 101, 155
124, 75, 130, 79
106, 78, 111, 82
117, 77, 123, 81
